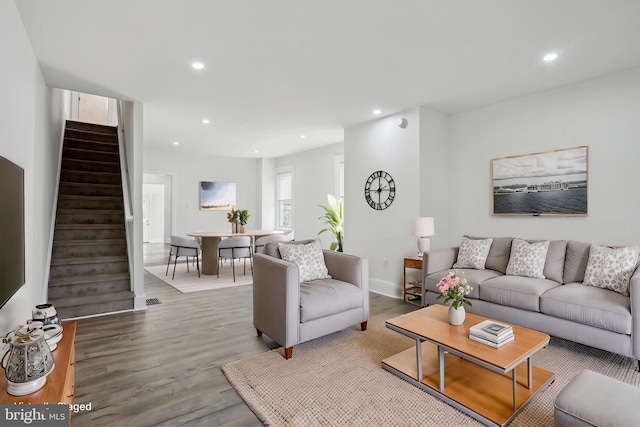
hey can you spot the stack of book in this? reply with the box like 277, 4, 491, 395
469, 320, 514, 348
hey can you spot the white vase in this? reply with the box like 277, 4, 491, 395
448, 305, 465, 326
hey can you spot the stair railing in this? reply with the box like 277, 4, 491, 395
116, 100, 135, 289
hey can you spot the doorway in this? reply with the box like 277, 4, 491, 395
143, 173, 173, 244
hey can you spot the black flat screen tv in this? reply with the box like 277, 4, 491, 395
0, 156, 25, 309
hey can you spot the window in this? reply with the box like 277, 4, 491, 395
276, 168, 293, 227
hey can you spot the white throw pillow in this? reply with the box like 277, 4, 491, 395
583, 245, 640, 296
278, 239, 330, 283
453, 237, 493, 270
506, 238, 549, 279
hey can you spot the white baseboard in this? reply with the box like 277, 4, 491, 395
369, 278, 402, 299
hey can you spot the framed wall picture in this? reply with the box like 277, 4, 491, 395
199, 181, 236, 210
491, 146, 588, 216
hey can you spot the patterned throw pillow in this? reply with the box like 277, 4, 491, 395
278, 239, 330, 283
453, 237, 493, 270
506, 239, 550, 279
583, 245, 640, 296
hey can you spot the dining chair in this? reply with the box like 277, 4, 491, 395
254, 234, 288, 253
166, 235, 201, 279
218, 236, 252, 281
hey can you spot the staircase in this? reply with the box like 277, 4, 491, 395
48, 120, 134, 319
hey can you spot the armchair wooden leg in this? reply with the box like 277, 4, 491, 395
284, 347, 293, 359
361, 321, 368, 331
256, 329, 262, 337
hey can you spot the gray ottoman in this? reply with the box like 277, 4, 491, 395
554, 369, 640, 427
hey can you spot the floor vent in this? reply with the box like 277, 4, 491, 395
146, 298, 161, 305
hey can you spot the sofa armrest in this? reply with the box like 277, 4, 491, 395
323, 250, 370, 321
253, 253, 301, 349
630, 266, 640, 358
423, 247, 458, 275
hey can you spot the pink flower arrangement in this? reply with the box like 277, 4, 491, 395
437, 270, 472, 309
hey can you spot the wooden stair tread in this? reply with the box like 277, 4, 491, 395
64, 136, 118, 145
53, 239, 126, 247
50, 290, 134, 308
55, 223, 124, 229
60, 181, 120, 188
51, 255, 128, 266
56, 208, 123, 214
49, 272, 130, 287
65, 121, 118, 134
61, 170, 120, 176
60, 157, 120, 166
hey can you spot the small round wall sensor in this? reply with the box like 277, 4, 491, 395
397, 118, 408, 129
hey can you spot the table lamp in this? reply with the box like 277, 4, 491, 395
412, 217, 435, 257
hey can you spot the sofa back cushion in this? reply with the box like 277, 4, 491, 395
564, 240, 591, 283
543, 240, 567, 284
464, 236, 513, 274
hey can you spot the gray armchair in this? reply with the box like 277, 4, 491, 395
253, 240, 369, 359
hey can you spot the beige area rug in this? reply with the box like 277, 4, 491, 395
145, 261, 252, 293
223, 315, 640, 426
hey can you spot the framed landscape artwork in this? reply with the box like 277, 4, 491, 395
492, 146, 588, 216
199, 181, 236, 211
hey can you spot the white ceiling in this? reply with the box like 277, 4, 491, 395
15, 0, 640, 158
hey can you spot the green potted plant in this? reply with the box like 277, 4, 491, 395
238, 209, 250, 233
318, 194, 343, 252
227, 208, 239, 233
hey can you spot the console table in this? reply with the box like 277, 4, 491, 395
0, 321, 76, 405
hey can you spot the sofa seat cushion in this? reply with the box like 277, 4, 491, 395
540, 283, 631, 334
299, 279, 363, 323
426, 269, 502, 299
479, 276, 560, 312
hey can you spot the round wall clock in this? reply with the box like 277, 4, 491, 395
364, 170, 396, 210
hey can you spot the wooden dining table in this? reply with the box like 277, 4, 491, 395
187, 229, 284, 275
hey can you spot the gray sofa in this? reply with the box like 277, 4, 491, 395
422, 237, 640, 367
253, 240, 369, 359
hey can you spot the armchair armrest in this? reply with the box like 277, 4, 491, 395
323, 250, 370, 322
323, 251, 369, 291
253, 253, 301, 348
630, 266, 640, 358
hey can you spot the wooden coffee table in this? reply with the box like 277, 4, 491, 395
382, 305, 554, 427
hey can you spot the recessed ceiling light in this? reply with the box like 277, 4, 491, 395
192, 62, 204, 70
300, 135, 306, 139
202, 119, 210, 124
373, 109, 381, 115
254, 150, 259, 154
543, 53, 559, 62
173, 141, 179, 146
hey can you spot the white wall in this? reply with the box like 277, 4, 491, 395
448, 67, 640, 246
344, 109, 421, 297
0, 2, 66, 333
143, 149, 258, 236
418, 107, 451, 249
256, 158, 276, 229
276, 142, 344, 246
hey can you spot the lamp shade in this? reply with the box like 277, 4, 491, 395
412, 217, 435, 237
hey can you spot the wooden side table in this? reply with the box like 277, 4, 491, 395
403, 257, 423, 306
1, 322, 76, 405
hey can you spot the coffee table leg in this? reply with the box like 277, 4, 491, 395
527, 357, 533, 389
415, 338, 423, 381
438, 346, 445, 391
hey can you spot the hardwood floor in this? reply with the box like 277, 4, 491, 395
71, 244, 417, 426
